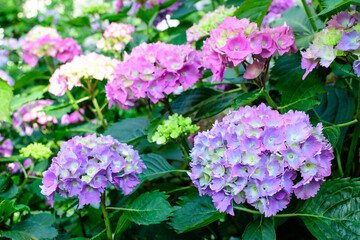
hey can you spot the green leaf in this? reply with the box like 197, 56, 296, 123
322, 123, 340, 147
11, 85, 47, 111
124, 191, 174, 225
0, 80, 13, 123
104, 117, 149, 144
169, 193, 225, 233
0, 156, 28, 163
279, 72, 324, 113
317, 0, 360, 16
233, 89, 263, 110
66, 16, 90, 27
146, 115, 165, 142
194, 91, 242, 121
234, 0, 274, 26
242, 218, 276, 240
137, 5, 159, 25
114, 214, 131, 236
138, 153, 177, 181
14, 71, 49, 90
271, 53, 304, 85
299, 178, 360, 240
0, 199, 29, 222
1, 213, 58, 240
171, 87, 220, 116
272, 6, 322, 48
43, 103, 73, 118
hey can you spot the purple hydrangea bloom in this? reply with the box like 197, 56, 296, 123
40, 134, 146, 207
336, 30, 360, 51
189, 103, 333, 217
262, 0, 295, 26
327, 10, 355, 29
353, 60, 360, 76
0, 133, 13, 158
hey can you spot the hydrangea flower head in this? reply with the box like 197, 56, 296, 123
301, 10, 360, 79
0, 133, 13, 157
49, 53, 120, 96
23, 26, 81, 67
12, 100, 57, 136
8, 159, 32, 174
151, 114, 199, 144
106, 42, 203, 109
61, 109, 85, 125
20, 143, 52, 160
97, 22, 135, 53
186, 6, 237, 43
40, 134, 146, 206
203, 17, 297, 82
189, 103, 333, 217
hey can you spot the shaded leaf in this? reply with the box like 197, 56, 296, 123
242, 218, 276, 240
317, 0, 360, 16
124, 191, 174, 225
233, 89, 263, 110
300, 178, 360, 240
115, 214, 131, 236
139, 153, 177, 181
66, 16, 90, 27
169, 193, 225, 233
104, 117, 149, 143
322, 123, 340, 147
0, 199, 29, 223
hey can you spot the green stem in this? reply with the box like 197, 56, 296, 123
161, 96, 174, 115
66, 90, 80, 111
335, 148, 344, 177
211, 0, 215, 10
301, 0, 317, 32
262, 90, 278, 110
233, 206, 262, 215
16, 163, 34, 199
92, 96, 106, 129
345, 123, 359, 176
336, 119, 358, 128
101, 194, 112, 240
165, 185, 193, 194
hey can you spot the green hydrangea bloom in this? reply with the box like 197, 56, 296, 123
19, 143, 52, 160
151, 114, 199, 145
313, 28, 343, 46
186, 6, 237, 43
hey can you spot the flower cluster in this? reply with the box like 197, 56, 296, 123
0, 133, 13, 157
301, 10, 360, 79
203, 17, 297, 82
40, 134, 146, 206
106, 42, 203, 109
189, 103, 333, 217
23, 26, 82, 67
61, 109, 85, 125
186, 6, 237, 43
0, 38, 21, 67
262, 0, 294, 26
97, 22, 134, 53
20, 143, 52, 160
151, 114, 199, 144
49, 53, 120, 96
0, 70, 14, 86
12, 100, 57, 136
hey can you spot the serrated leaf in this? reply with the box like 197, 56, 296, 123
139, 153, 177, 181
124, 191, 174, 225
0, 199, 29, 222
1, 213, 58, 240
234, 0, 273, 26
322, 123, 340, 147
171, 87, 220, 116
233, 89, 263, 110
271, 53, 304, 84
14, 71, 49, 90
242, 218, 276, 240
317, 0, 360, 16
0, 80, 13, 123
11, 85, 47, 111
115, 214, 131, 236
169, 193, 225, 233
299, 178, 360, 240
104, 117, 149, 143
194, 91, 242, 121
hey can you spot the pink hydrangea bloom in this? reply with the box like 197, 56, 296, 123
202, 17, 297, 83
23, 26, 81, 66
189, 103, 333, 217
105, 42, 203, 109
61, 109, 85, 125
49, 53, 120, 96
97, 22, 134, 53
12, 100, 58, 136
